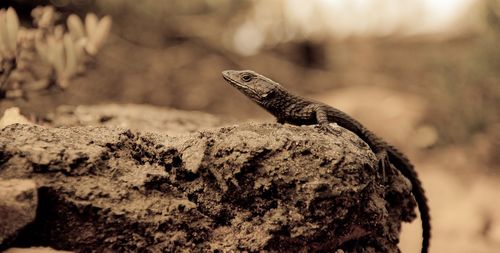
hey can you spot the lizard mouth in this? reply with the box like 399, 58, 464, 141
222, 72, 259, 99
222, 75, 255, 94
222, 75, 244, 88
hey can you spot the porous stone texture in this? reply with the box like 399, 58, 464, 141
0, 179, 37, 245
0, 108, 416, 252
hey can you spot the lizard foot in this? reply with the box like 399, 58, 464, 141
318, 123, 340, 135
376, 150, 391, 184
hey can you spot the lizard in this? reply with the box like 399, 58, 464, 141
222, 69, 430, 253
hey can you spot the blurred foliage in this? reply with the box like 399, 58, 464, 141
422, 0, 500, 146
0, 5, 111, 99
91, 0, 250, 47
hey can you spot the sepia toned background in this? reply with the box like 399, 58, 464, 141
1, 0, 499, 252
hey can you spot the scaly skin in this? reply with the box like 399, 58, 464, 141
222, 69, 430, 253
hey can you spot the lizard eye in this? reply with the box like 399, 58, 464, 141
241, 74, 253, 82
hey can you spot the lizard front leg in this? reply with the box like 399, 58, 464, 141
314, 105, 338, 134
316, 105, 388, 182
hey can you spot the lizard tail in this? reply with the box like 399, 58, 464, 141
387, 147, 430, 253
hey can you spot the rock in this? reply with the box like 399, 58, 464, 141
0, 107, 32, 129
0, 179, 37, 245
0, 123, 416, 252
44, 104, 226, 135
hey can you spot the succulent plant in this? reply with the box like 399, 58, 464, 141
0, 6, 112, 98
0, 7, 19, 60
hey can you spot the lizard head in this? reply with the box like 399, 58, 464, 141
222, 70, 284, 102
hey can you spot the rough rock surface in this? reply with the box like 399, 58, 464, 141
0, 179, 38, 245
44, 104, 226, 135
0, 107, 416, 252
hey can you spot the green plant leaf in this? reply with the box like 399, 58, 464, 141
84, 13, 98, 55
67, 14, 85, 40
88, 15, 112, 54
0, 10, 9, 58
5, 7, 19, 53
63, 33, 77, 79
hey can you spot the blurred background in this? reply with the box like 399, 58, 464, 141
1, 0, 499, 252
